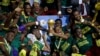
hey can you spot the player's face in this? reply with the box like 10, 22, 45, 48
76, 28, 83, 38
74, 11, 81, 21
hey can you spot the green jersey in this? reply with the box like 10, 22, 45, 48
75, 23, 96, 35
11, 33, 21, 50
18, 12, 36, 26
20, 37, 31, 50
33, 41, 44, 51
18, 15, 35, 26
60, 36, 75, 54
75, 34, 93, 54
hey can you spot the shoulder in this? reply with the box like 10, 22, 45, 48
27, 33, 35, 38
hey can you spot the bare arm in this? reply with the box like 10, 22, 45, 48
50, 29, 69, 39
42, 34, 50, 52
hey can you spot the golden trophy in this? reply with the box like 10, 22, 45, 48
92, 2, 100, 47
48, 19, 55, 36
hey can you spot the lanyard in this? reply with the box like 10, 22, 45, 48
55, 37, 62, 50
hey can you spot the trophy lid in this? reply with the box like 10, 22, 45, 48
48, 19, 55, 24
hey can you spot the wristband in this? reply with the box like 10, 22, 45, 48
19, 25, 25, 32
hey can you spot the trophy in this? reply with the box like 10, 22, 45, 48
48, 19, 55, 36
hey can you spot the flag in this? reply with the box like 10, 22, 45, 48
37, 15, 69, 29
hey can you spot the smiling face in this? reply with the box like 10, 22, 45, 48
33, 29, 41, 40
75, 28, 83, 38
24, 3, 31, 15
55, 26, 62, 34
73, 11, 81, 21
6, 31, 15, 43
25, 5, 31, 14
33, 2, 40, 14
14, 11, 21, 19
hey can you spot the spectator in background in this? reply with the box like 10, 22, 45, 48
9, 1, 18, 12
1, 0, 10, 12
32, 0, 44, 17
41, 0, 58, 15
60, 0, 72, 15
79, 0, 91, 17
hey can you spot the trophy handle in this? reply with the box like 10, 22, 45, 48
92, 2, 100, 23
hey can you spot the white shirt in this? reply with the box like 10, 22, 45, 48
27, 30, 45, 45
79, 0, 82, 4
82, 3, 87, 16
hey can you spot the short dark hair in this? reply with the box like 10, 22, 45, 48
7, 30, 15, 34
29, 25, 39, 33
55, 19, 62, 25
23, 2, 31, 9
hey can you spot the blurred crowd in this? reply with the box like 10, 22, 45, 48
0, 0, 100, 56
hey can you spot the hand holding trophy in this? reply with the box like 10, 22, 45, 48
48, 19, 55, 36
